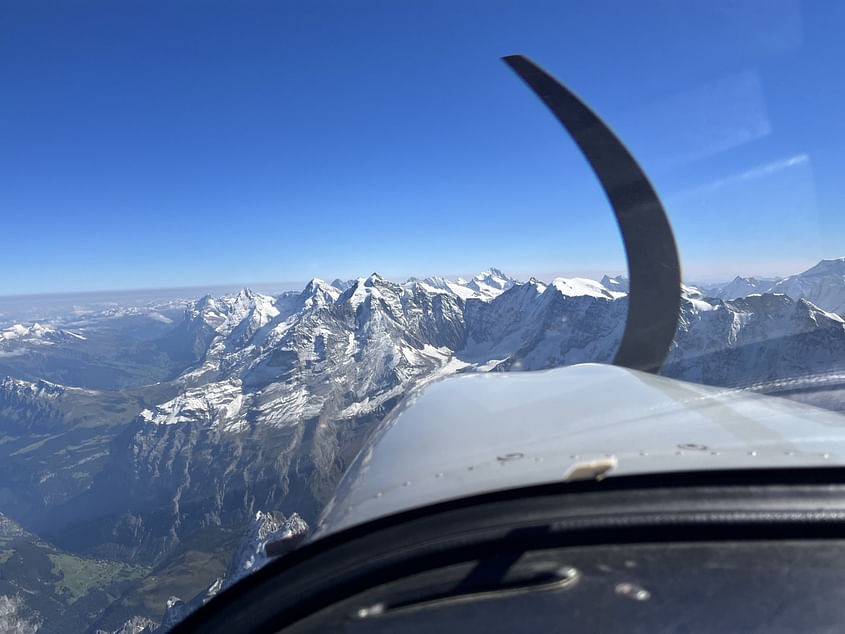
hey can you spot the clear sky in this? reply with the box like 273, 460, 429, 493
3, 0, 845, 295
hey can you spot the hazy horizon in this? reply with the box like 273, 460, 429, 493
4, 2, 845, 296
2, 255, 836, 328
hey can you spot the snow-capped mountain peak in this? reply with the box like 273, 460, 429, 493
769, 259, 845, 315
551, 277, 624, 300
405, 268, 517, 301
0, 322, 86, 345
465, 268, 516, 297
600, 274, 629, 293
187, 289, 278, 336
715, 276, 773, 300
300, 278, 342, 308
799, 257, 845, 277
475, 267, 511, 285
330, 278, 355, 291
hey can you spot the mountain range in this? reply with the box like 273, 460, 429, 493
1, 258, 844, 632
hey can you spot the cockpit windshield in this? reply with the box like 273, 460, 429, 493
1, 2, 844, 632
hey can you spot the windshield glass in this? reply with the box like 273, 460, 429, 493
1, 1, 844, 632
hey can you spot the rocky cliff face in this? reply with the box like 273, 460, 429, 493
110, 510, 308, 634
107, 615, 157, 634
0, 595, 39, 634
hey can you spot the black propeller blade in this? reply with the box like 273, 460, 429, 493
503, 55, 681, 373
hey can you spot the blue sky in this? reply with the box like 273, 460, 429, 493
3, 0, 845, 295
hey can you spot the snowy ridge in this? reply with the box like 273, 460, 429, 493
463, 267, 516, 299
0, 296, 189, 335
179, 289, 281, 380
405, 268, 517, 301
770, 258, 845, 314
300, 278, 342, 309
128, 262, 845, 433
186, 289, 279, 345
665, 292, 845, 386
139, 380, 246, 430
600, 274, 628, 293
0, 375, 97, 415
551, 277, 624, 299
330, 278, 355, 292
713, 276, 773, 300
697, 258, 845, 315
154, 271, 483, 429
0, 322, 85, 345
